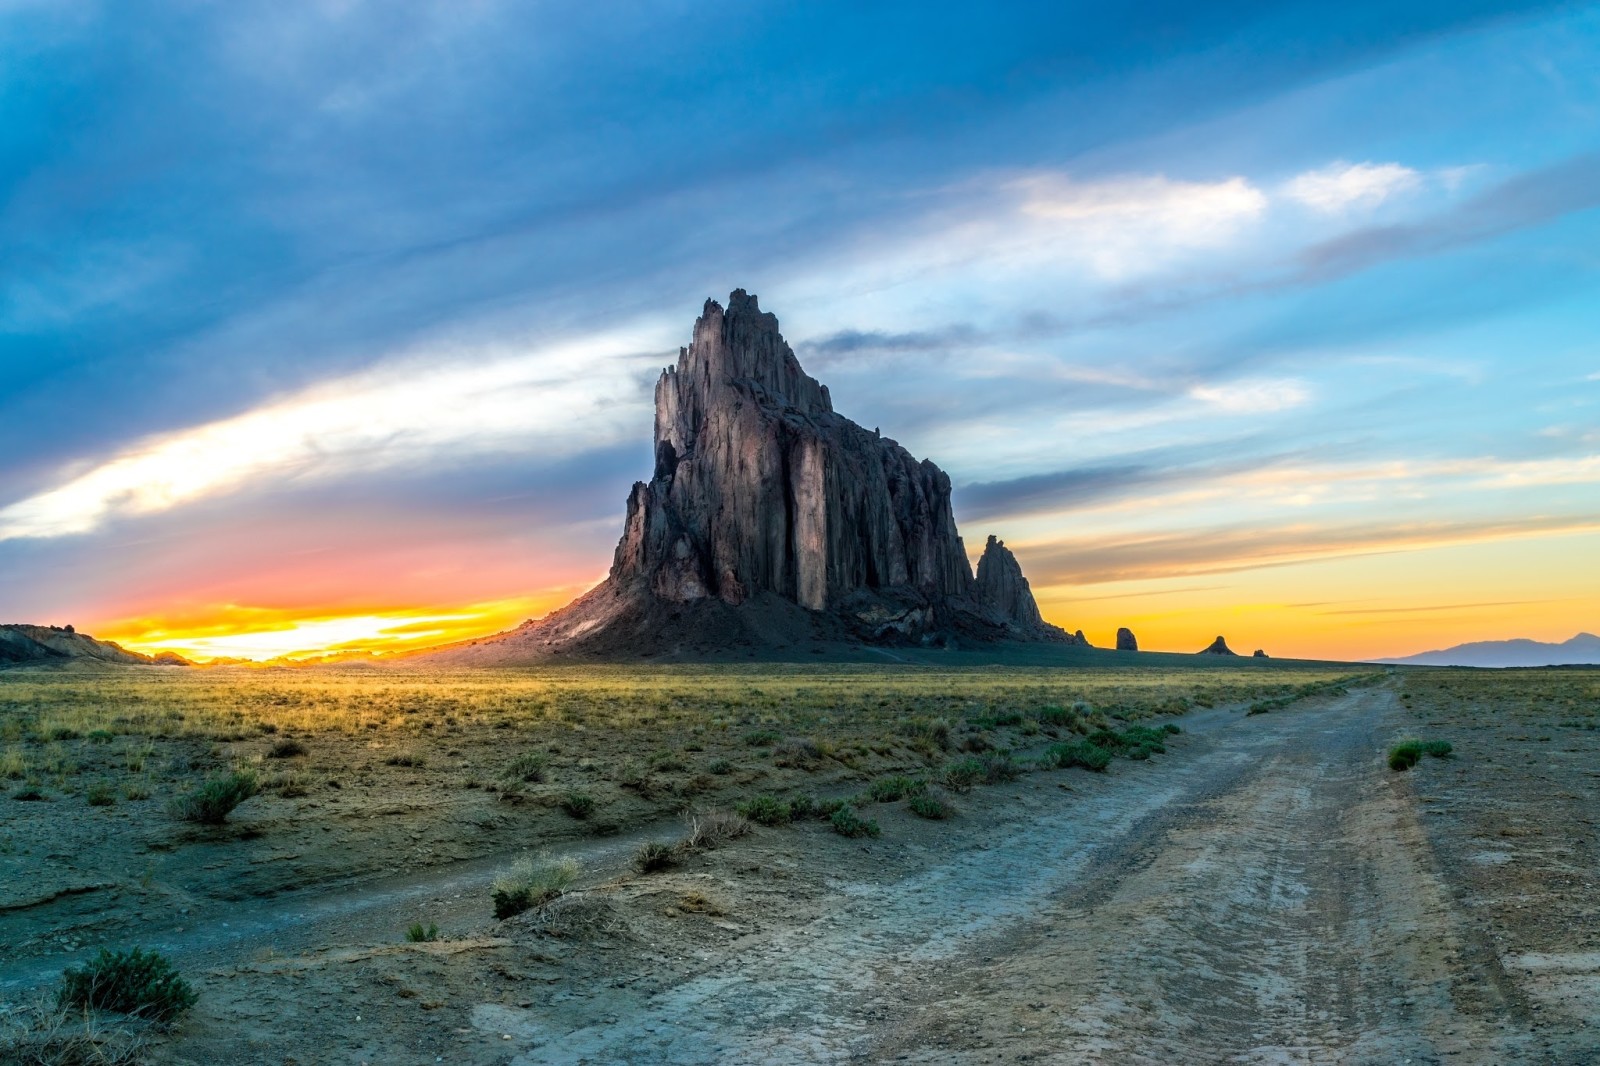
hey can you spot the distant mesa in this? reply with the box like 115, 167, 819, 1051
0, 624, 189, 668
423, 290, 1085, 664
1375, 632, 1600, 669
1198, 635, 1237, 656
1116, 627, 1138, 652
1253, 649, 1269, 658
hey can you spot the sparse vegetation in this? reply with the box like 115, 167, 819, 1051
633, 840, 678, 873
1389, 738, 1452, 771
1042, 740, 1112, 772
829, 806, 880, 838
491, 853, 580, 919
57, 947, 197, 1022
735, 793, 793, 825
170, 769, 258, 824
681, 808, 751, 851
504, 751, 548, 782
406, 921, 439, 942
865, 774, 925, 802
908, 790, 954, 819
941, 755, 986, 792
559, 790, 596, 819
267, 738, 307, 759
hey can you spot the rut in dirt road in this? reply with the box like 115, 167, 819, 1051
514, 687, 1537, 1065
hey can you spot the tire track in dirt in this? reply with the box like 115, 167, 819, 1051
515, 687, 1538, 1064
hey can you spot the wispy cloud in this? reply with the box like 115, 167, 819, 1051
1023, 514, 1600, 586
0, 328, 664, 542
1283, 161, 1421, 213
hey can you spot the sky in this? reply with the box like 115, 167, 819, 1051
2, 0, 1598, 662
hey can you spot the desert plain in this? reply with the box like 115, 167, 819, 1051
1, 656, 1596, 1063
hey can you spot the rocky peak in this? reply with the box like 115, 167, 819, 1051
973, 536, 1045, 631
1198, 635, 1238, 656
431, 290, 1083, 663
1116, 627, 1138, 651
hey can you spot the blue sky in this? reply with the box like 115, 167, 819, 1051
1, 0, 1596, 659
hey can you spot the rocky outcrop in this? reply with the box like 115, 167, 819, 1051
426, 290, 1081, 663
1198, 636, 1237, 656
0, 624, 187, 668
973, 536, 1047, 634
1116, 627, 1138, 651
1252, 649, 1269, 658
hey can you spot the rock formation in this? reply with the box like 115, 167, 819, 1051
1252, 649, 1269, 658
1198, 636, 1237, 656
0, 624, 187, 668
1116, 627, 1138, 652
427, 290, 1081, 663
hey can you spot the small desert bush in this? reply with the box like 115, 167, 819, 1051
85, 781, 116, 807
633, 840, 678, 873
1388, 740, 1422, 771
406, 922, 439, 942
1389, 738, 1451, 770
735, 794, 792, 825
491, 853, 579, 919
1043, 741, 1112, 772
503, 752, 547, 782
773, 737, 825, 767
900, 717, 951, 751
865, 775, 925, 803
681, 808, 751, 851
58, 947, 197, 1022
742, 729, 781, 747
908, 790, 954, 820
707, 758, 734, 775
979, 752, 1022, 783
1034, 705, 1075, 728
559, 790, 596, 819
829, 806, 880, 838
1086, 726, 1168, 760
170, 770, 258, 824
267, 738, 306, 759
940, 756, 986, 793
0, 748, 26, 779
384, 750, 426, 768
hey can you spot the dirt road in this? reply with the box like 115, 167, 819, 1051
514, 684, 1555, 1065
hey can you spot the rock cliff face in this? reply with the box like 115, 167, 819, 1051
430, 290, 1080, 663
1116, 627, 1138, 652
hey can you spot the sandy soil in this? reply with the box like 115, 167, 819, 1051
5, 670, 1595, 1064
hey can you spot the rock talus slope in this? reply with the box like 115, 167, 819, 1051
432, 291, 1080, 663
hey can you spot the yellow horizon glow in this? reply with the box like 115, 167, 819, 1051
99, 592, 587, 663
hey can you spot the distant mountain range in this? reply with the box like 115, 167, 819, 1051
0, 624, 188, 668
1375, 632, 1600, 668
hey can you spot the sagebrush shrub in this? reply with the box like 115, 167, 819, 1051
492, 853, 579, 919
170, 770, 258, 824
830, 806, 880, 838
633, 840, 677, 873
941, 756, 986, 792
908, 791, 953, 819
503, 752, 547, 782
735, 794, 792, 825
58, 948, 196, 1022
1388, 740, 1423, 771
560, 791, 596, 819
